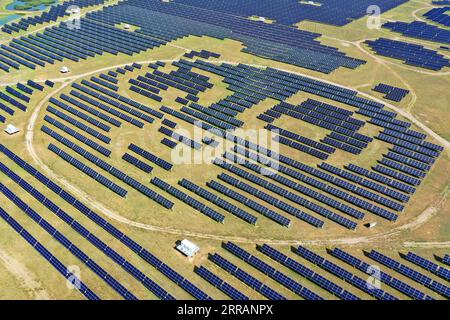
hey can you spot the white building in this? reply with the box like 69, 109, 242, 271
60, 66, 70, 73
4, 124, 20, 135
176, 239, 200, 257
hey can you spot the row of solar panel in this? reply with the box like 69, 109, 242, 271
46, 106, 111, 144
319, 162, 410, 203
0, 144, 207, 300
122, 153, 154, 174
181, 106, 236, 131
235, 146, 405, 213
44, 115, 111, 157
79, 79, 164, 119
404, 252, 450, 282
266, 124, 336, 154
129, 85, 163, 103
91, 76, 119, 92
189, 102, 243, 127
258, 244, 360, 300
209, 253, 286, 300
159, 126, 202, 150
128, 143, 173, 171
0, 206, 99, 300
0, 182, 137, 299
59, 91, 122, 127
275, 135, 330, 160
151, 177, 225, 222
368, 250, 450, 299
40, 127, 174, 209
48, 143, 127, 197
194, 266, 248, 300
161, 137, 178, 149
153, 69, 207, 92
73, 82, 151, 126
224, 242, 323, 300
346, 163, 416, 194
295, 246, 397, 300
145, 71, 199, 95
50, 96, 113, 132
0, 91, 27, 111
179, 178, 258, 224
206, 179, 291, 227
329, 248, 434, 300
217, 155, 366, 225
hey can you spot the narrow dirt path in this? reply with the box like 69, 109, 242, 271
0, 248, 50, 299
23, 58, 450, 247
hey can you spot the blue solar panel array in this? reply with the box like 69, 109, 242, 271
443, 255, 450, 266
224, 242, 323, 300
184, 49, 220, 59
48, 143, 127, 197
44, 115, 111, 157
151, 177, 225, 223
258, 244, 360, 300
365, 38, 450, 71
122, 153, 154, 174
368, 250, 450, 299
158, 126, 202, 150
128, 143, 173, 170
373, 83, 410, 102
0, 183, 137, 300
194, 266, 249, 300
46, 106, 111, 143
40, 128, 174, 209
404, 252, 450, 282
179, 178, 258, 225
295, 246, 397, 300
424, 6, 450, 27
0, 206, 99, 300
83, 0, 366, 73
330, 248, 434, 300
49, 96, 112, 132
206, 179, 291, 227
383, 21, 450, 45
170, 0, 407, 27
0, 161, 178, 300
0, 144, 209, 300
161, 138, 178, 149
209, 253, 287, 300
218, 159, 334, 227
217, 155, 362, 227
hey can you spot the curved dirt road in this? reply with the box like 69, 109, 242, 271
23, 57, 450, 247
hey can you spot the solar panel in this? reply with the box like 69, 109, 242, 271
368, 250, 450, 299
195, 266, 249, 300
151, 177, 225, 222
179, 178, 257, 224
295, 246, 397, 300
404, 252, 450, 282
224, 242, 323, 300
258, 244, 359, 300
210, 253, 286, 300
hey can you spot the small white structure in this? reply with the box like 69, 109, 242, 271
4, 124, 20, 135
258, 16, 266, 22
367, 222, 377, 228
60, 66, 70, 73
123, 24, 131, 30
66, 7, 80, 14
176, 239, 200, 257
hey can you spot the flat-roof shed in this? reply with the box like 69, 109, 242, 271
4, 124, 20, 135
176, 239, 200, 257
